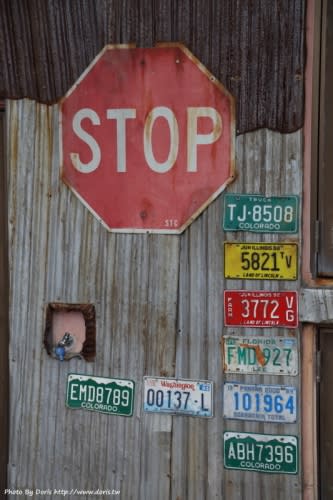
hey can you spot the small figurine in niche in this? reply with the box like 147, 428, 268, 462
44, 304, 96, 362
53, 332, 81, 361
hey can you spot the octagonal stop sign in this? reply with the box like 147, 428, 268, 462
60, 43, 235, 233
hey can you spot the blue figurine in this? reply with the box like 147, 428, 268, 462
55, 345, 66, 361
54, 332, 74, 361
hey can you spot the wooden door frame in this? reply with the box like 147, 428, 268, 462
318, 327, 333, 500
0, 104, 9, 493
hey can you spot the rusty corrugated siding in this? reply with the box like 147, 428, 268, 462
0, 0, 306, 133
7, 99, 303, 499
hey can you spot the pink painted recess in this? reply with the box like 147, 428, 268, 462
52, 310, 85, 355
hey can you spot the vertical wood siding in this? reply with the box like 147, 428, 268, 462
7, 99, 302, 499
0, 0, 305, 133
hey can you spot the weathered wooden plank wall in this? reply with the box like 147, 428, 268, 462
0, 0, 305, 133
6, 99, 302, 499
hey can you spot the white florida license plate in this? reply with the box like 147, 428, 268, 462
222, 336, 298, 376
143, 376, 213, 417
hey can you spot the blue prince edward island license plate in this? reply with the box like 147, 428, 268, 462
223, 382, 297, 423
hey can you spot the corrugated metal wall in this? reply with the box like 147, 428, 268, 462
1, 1, 306, 499
6, 100, 302, 499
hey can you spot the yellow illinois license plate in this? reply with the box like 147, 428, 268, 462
224, 242, 298, 280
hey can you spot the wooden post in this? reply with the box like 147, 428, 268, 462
0, 105, 9, 493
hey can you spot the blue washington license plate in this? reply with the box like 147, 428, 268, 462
143, 376, 213, 417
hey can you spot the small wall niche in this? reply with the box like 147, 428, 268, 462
44, 303, 96, 361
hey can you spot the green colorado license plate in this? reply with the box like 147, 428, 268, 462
223, 194, 299, 233
66, 374, 134, 416
224, 432, 298, 474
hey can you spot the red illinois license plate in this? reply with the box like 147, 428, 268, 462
224, 290, 298, 328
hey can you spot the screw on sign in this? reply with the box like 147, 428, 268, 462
60, 44, 235, 233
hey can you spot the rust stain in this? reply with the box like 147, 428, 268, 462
240, 343, 266, 366
220, 337, 228, 372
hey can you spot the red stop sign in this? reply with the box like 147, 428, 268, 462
60, 44, 235, 233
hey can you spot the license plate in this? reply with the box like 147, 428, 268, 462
66, 374, 134, 416
224, 290, 298, 327
222, 336, 298, 375
224, 242, 298, 280
223, 194, 299, 233
223, 382, 297, 423
224, 432, 298, 474
143, 376, 213, 417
